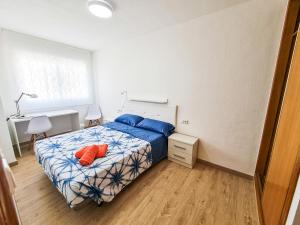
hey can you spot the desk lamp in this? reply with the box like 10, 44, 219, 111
14, 92, 38, 118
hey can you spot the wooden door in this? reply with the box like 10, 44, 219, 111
261, 31, 300, 225
0, 154, 21, 225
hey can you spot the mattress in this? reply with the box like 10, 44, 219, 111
35, 124, 167, 207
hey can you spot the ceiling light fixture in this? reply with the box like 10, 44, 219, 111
87, 0, 113, 18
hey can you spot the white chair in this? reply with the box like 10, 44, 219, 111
85, 105, 102, 127
27, 116, 52, 151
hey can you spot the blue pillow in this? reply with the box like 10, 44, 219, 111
115, 114, 144, 126
136, 118, 175, 137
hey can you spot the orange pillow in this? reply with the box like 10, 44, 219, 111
75, 144, 109, 161
75, 146, 89, 159
96, 144, 108, 158
79, 145, 98, 166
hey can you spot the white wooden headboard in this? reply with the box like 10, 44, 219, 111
121, 101, 178, 126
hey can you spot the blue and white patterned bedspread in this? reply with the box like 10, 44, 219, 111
35, 125, 152, 207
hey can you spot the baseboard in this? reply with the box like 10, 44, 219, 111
9, 161, 18, 167
197, 159, 253, 180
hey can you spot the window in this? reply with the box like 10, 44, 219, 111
1, 30, 94, 112
15, 50, 92, 109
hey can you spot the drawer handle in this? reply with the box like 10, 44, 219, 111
173, 154, 185, 160
174, 145, 186, 150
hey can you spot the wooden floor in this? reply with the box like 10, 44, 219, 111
11, 151, 259, 225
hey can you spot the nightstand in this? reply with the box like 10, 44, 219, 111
168, 133, 199, 168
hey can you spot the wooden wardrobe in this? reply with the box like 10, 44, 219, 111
255, 0, 300, 225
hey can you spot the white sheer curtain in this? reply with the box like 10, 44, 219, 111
1, 30, 94, 112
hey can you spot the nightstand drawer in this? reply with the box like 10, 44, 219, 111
168, 147, 191, 158
168, 150, 192, 164
169, 139, 193, 155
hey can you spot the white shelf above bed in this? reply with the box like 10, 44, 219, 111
128, 96, 168, 104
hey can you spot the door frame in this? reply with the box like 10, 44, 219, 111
255, 0, 300, 181
255, 0, 300, 224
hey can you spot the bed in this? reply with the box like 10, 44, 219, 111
35, 120, 171, 208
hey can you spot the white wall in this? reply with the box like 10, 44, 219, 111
0, 97, 16, 163
94, 0, 288, 175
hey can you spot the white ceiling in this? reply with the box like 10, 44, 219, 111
0, 0, 247, 51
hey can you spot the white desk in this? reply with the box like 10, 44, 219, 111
9, 110, 80, 157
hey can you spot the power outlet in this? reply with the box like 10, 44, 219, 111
182, 120, 189, 125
